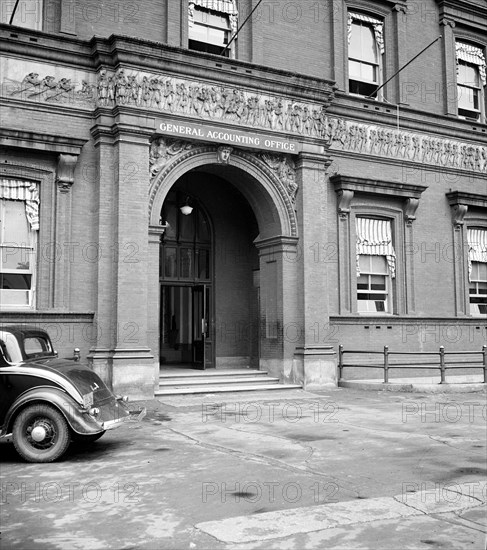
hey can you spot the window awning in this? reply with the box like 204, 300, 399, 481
456, 42, 486, 86
190, 0, 238, 15
348, 12, 384, 55
189, 0, 238, 30
356, 217, 396, 277
468, 228, 487, 280
0, 179, 40, 230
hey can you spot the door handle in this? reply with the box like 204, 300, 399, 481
201, 319, 206, 334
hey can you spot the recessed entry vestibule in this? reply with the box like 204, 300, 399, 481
158, 170, 260, 370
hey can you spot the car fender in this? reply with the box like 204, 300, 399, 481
2, 387, 104, 437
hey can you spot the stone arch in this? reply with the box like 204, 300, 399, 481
148, 145, 298, 239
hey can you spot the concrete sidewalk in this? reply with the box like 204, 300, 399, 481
1, 387, 486, 549
339, 374, 487, 393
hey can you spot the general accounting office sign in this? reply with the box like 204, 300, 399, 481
156, 119, 302, 154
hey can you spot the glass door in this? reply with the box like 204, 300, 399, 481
192, 284, 213, 369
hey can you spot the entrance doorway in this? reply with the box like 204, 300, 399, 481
159, 189, 214, 369
160, 284, 212, 369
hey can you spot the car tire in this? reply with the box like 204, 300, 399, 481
12, 404, 71, 463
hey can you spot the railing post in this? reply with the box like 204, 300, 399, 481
482, 345, 487, 384
384, 345, 389, 383
338, 345, 344, 380
439, 346, 445, 384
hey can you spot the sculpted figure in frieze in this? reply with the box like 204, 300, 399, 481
324, 115, 487, 173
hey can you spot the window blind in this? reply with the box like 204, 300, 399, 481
356, 217, 396, 277
0, 179, 40, 231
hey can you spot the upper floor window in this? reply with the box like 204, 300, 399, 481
0, 179, 39, 309
467, 228, 487, 316
456, 42, 486, 122
188, 0, 238, 57
356, 217, 395, 314
1, 0, 43, 31
348, 12, 384, 98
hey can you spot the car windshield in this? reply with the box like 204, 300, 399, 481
0, 331, 23, 363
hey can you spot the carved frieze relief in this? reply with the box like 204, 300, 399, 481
324, 116, 487, 174
4, 61, 486, 175
96, 68, 330, 138
2, 58, 96, 107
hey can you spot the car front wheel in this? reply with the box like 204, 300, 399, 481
12, 404, 71, 463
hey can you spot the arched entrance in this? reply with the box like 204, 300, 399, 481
159, 169, 261, 370
148, 144, 299, 382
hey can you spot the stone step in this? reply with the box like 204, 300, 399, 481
154, 383, 303, 395
159, 369, 269, 380
159, 376, 280, 387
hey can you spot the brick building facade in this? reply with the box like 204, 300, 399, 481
0, 0, 486, 397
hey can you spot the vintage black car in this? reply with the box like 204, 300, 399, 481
0, 325, 132, 462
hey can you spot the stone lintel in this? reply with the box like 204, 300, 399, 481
0, 128, 86, 155
331, 175, 428, 200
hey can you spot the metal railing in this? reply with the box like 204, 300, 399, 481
338, 345, 487, 384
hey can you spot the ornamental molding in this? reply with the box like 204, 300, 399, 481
149, 138, 195, 180
149, 137, 298, 204
148, 141, 299, 236
325, 116, 487, 174
257, 153, 298, 203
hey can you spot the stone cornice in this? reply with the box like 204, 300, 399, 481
0, 26, 336, 107
446, 191, 487, 210
436, 0, 487, 32
331, 175, 427, 199
0, 24, 94, 69
0, 128, 87, 155
92, 35, 337, 103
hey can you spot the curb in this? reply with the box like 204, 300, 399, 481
195, 481, 487, 544
338, 379, 487, 393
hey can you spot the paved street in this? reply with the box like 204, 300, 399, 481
1, 387, 486, 549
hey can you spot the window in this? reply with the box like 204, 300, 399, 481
356, 217, 396, 315
160, 191, 211, 282
468, 228, 487, 316
0, 180, 39, 309
24, 335, 52, 357
348, 12, 384, 98
0, 0, 43, 30
357, 255, 390, 313
456, 42, 486, 121
188, 1, 238, 57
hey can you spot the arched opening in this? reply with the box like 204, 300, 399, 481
159, 169, 260, 370
148, 145, 300, 381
